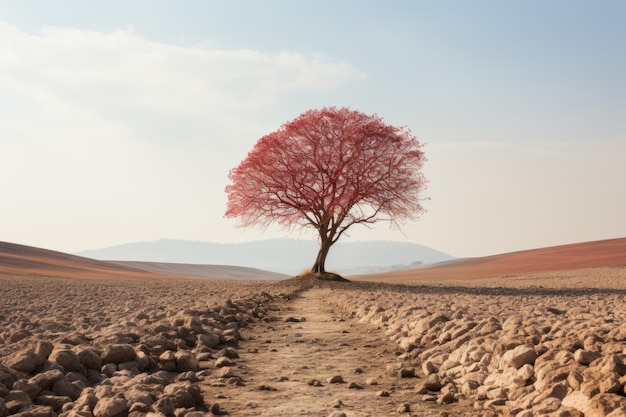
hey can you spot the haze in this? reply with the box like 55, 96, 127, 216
1, 1, 625, 258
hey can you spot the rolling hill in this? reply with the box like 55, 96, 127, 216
0, 241, 155, 279
358, 237, 626, 282
111, 261, 287, 280
4, 237, 624, 282
0, 241, 286, 280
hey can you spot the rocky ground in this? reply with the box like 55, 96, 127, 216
1, 266, 626, 416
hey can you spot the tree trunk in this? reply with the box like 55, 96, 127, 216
311, 237, 332, 274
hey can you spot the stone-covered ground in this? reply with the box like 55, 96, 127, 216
1, 267, 626, 417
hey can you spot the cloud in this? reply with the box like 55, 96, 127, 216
0, 22, 366, 146
0, 22, 366, 251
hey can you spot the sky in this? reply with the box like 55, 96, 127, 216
1, 0, 625, 258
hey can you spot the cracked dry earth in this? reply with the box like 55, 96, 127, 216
205, 288, 472, 416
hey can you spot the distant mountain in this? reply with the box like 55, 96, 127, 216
76, 239, 455, 275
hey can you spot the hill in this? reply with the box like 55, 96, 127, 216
358, 237, 626, 282
0, 241, 155, 279
112, 261, 287, 280
76, 239, 454, 275
0, 241, 286, 280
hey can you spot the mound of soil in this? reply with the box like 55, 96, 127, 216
283, 271, 351, 285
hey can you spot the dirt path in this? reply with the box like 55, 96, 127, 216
202, 287, 476, 416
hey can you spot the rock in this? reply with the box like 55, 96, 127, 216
197, 333, 220, 349
13, 379, 41, 400
220, 328, 240, 344
516, 364, 534, 387
93, 396, 128, 417
534, 362, 578, 392
214, 356, 234, 368
185, 316, 204, 334
128, 402, 149, 413
52, 377, 85, 401
4, 349, 44, 373
580, 379, 601, 398
33, 341, 54, 361
438, 392, 456, 404
5, 390, 33, 412
152, 396, 175, 416
348, 382, 364, 389
590, 354, 626, 376
100, 363, 117, 378
590, 394, 626, 416
50, 349, 81, 372
398, 335, 420, 352
101, 344, 135, 365
209, 402, 221, 415
533, 397, 562, 414
484, 398, 506, 408
600, 375, 622, 394
503, 345, 537, 369
422, 360, 438, 375
159, 350, 177, 372
331, 399, 343, 409
397, 403, 411, 413
175, 350, 200, 372
216, 367, 236, 379
574, 349, 601, 366
135, 350, 156, 371
398, 367, 415, 378
563, 391, 593, 415
163, 383, 202, 408
12, 405, 55, 417
0, 365, 18, 390
484, 367, 518, 388
217, 347, 239, 359
30, 370, 64, 390
74, 391, 98, 411
74, 347, 102, 370
423, 374, 443, 391
35, 394, 73, 411
568, 371, 584, 390
9, 330, 32, 344
327, 375, 344, 384
124, 387, 156, 407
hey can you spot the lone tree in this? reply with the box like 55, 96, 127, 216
225, 107, 427, 275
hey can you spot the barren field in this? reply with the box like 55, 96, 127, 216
1, 262, 626, 417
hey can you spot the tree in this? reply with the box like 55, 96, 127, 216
225, 107, 427, 275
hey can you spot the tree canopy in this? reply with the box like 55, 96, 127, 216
225, 107, 427, 274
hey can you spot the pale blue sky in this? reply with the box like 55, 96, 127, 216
1, 1, 625, 257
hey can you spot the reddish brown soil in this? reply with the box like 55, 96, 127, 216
2, 238, 626, 416
358, 237, 626, 283
0, 241, 161, 280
